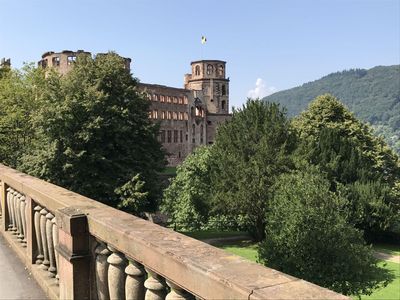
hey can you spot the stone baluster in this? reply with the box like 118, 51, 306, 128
6, 188, 13, 231
10, 189, 17, 233
24, 197, 29, 246
107, 246, 127, 300
125, 258, 146, 300
95, 241, 111, 300
166, 281, 194, 300
51, 217, 59, 282
13, 191, 20, 235
16, 193, 24, 241
144, 268, 168, 300
34, 205, 44, 264
20, 195, 27, 246
40, 207, 50, 270
46, 212, 57, 277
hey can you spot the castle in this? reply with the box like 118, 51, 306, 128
37, 50, 231, 166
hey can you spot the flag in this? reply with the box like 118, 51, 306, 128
201, 36, 207, 44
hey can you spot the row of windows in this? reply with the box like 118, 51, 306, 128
147, 94, 188, 105
149, 110, 189, 120
195, 64, 224, 76
160, 130, 186, 143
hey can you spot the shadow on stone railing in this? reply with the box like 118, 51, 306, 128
0, 164, 349, 300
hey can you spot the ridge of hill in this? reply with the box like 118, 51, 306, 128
263, 65, 400, 153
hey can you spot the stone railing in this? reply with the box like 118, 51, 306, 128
0, 164, 349, 300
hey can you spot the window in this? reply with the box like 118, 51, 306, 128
160, 130, 166, 143
161, 111, 166, 119
195, 65, 200, 76
183, 96, 188, 104
179, 112, 184, 120
173, 112, 178, 120
160, 95, 165, 102
147, 94, 152, 100
148, 111, 152, 119
184, 112, 189, 120
207, 64, 213, 75
167, 130, 172, 143
153, 109, 158, 119
178, 151, 181, 158
167, 96, 172, 103
173, 97, 178, 104
221, 100, 226, 110
192, 124, 195, 135
200, 125, 204, 144
52, 56, 60, 66
174, 130, 178, 143
153, 94, 158, 101
178, 97, 183, 104
67, 56, 76, 65
41, 59, 48, 68
218, 64, 224, 76
167, 111, 172, 119
222, 84, 226, 96
180, 130, 183, 143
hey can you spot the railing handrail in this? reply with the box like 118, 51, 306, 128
0, 164, 349, 299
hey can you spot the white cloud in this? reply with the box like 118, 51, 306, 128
247, 78, 277, 99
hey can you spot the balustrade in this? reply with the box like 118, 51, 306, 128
0, 164, 349, 300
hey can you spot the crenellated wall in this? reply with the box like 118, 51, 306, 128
0, 164, 350, 300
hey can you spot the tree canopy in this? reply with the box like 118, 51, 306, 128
6, 53, 167, 211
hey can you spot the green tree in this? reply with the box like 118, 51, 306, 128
0, 65, 45, 167
210, 99, 297, 240
161, 146, 211, 230
115, 174, 149, 215
293, 94, 400, 237
259, 168, 393, 297
21, 52, 166, 210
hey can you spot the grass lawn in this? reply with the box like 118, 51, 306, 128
373, 243, 400, 256
219, 242, 258, 262
355, 261, 400, 300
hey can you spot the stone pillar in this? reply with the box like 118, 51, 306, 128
51, 217, 59, 282
46, 212, 57, 277
125, 258, 146, 300
34, 205, 44, 264
1, 183, 9, 231
25, 196, 36, 264
56, 207, 90, 300
95, 241, 110, 300
40, 207, 50, 270
107, 246, 127, 300
166, 281, 194, 300
144, 268, 167, 300
20, 196, 27, 246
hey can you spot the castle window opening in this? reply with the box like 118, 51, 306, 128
184, 112, 189, 120
52, 56, 60, 66
218, 64, 224, 76
160, 130, 166, 143
153, 94, 158, 101
167, 96, 172, 103
200, 125, 204, 144
173, 112, 178, 120
222, 84, 226, 96
221, 100, 226, 110
207, 121, 212, 125
41, 59, 48, 68
192, 124, 195, 135
173, 97, 178, 104
161, 111, 165, 119
160, 95, 165, 102
148, 111, 152, 119
153, 109, 158, 119
180, 130, 183, 143
67, 56, 76, 65
167, 111, 172, 119
174, 130, 178, 143
178, 97, 183, 104
183, 96, 188, 104
178, 151, 181, 158
195, 65, 200, 76
179, 112, 184, 120
167, 130, 172, 143
186, 134, 188, 141
207, 64, 213, 75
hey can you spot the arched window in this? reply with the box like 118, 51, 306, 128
221, 100, 226, 110
195, 65, 200, 76
207, 64, 213, 75
218, 64, 224, 76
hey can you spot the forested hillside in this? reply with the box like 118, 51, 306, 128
263, 65, 400, 153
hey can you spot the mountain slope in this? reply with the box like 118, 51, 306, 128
263, 65, 400, 153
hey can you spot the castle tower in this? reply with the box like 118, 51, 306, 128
184, 60, 229, 114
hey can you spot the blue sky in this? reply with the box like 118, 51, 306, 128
1, 0, 399, 109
